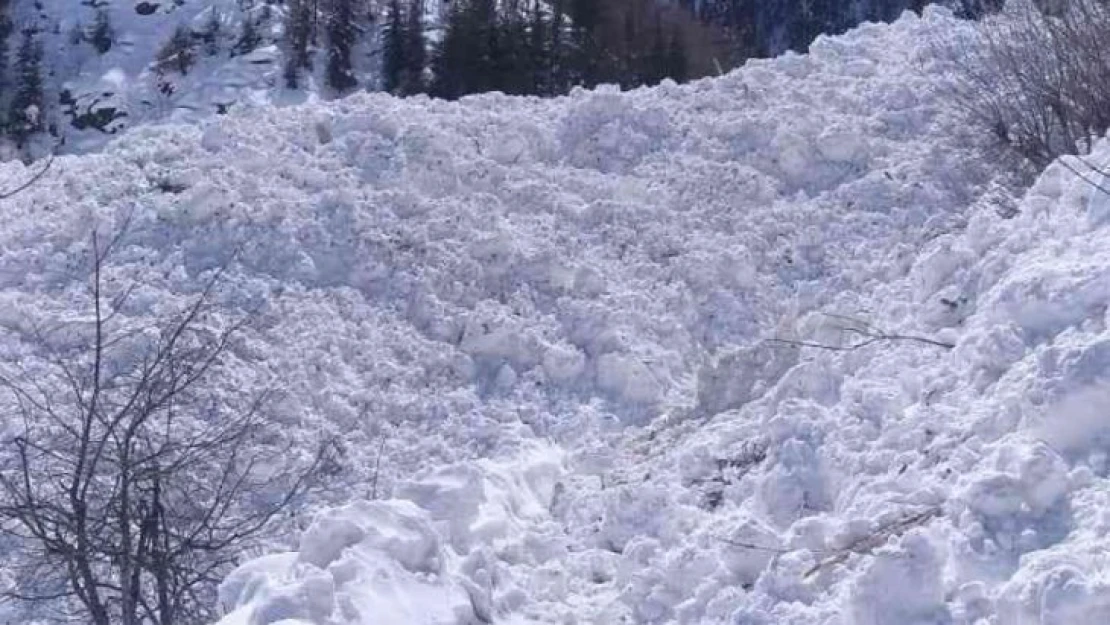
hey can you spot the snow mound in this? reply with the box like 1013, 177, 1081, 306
5, 5, 1110, 624
217, 444, 562, 625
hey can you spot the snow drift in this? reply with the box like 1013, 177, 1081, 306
2, 5, 1109, 624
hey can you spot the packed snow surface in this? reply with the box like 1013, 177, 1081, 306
2, 6, 1109, 624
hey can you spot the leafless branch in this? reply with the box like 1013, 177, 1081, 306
0, 156, 54, 200
0, 227, 326, 625
769, 314, 954, 352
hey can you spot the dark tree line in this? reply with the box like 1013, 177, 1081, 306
374, 0, 1004, 101
382, 0, 714, 100
284, 0, 366, 93
0, 0, 1011, 151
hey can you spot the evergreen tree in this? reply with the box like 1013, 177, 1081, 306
8, 28, 44, 147
665, 27, 687, 82
400, 0, 426, 94
201, 9, 222, 56
381, 0, 405, 92
233, 13, 262, 56
492, 7, 531, 94
527, 0, 551, 94
89, 8, 114, 54
284, 0, 314, 88
566, 0, 602, 87
432, 0, 497, 98
156, 25, 197, 75
325, 0, 358, 92
0, 0, 12, 126
547, 0, 567, 94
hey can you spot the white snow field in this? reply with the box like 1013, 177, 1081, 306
2, 6, 1110, 624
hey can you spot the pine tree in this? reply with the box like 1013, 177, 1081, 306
8, 27, 44, 146
89, 8, 114, 54
201, 9, 222, 56
325, 0, 358, 92
429, 1, 471, 98
400, 0, 426, 95
665, 27, 687, 82
431, 0, 497, 98
233, 13, 262, 56
566, 0, 602, 87
284, 0, 314, 88
490, 7, 522, 94
381, 0, 404, 93
157, 25, 197, 75
547, 0, 567, 94
527, 0, 550, 94
0, 0, 12, 124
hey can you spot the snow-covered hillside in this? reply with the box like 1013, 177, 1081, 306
2, 5, 1109, 624
10, 0, 388, 156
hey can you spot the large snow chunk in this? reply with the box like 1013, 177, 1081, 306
848, 532, 949, 625
695, 342, 800, 417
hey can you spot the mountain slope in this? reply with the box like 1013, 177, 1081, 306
2, 5, 1109, 625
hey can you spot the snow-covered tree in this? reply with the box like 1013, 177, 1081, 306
88, 8, 114, 54
156, 24, 197, 75
201, 9, 222, 56
233, 6, 263, 57
8, 27, 44, 147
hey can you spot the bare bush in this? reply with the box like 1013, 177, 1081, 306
0, 228, 330, 624
939, 0, 1110, 168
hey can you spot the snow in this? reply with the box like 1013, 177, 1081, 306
3, 4, 1110, 624
17, 0, 385, 156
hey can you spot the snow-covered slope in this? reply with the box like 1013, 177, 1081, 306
16, 0, 383, 156
2, 5, 1108, 624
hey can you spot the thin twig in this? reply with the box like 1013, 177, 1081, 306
0, 156, 54, 200
369, 426, 388, 501
1059, 156, 1110, 197
770, 313, 955, 351
803, 507, 942, 578
715, 536, 811, 555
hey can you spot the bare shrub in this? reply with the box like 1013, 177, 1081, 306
0, 228, 330, 624
938, 0, 1110, 168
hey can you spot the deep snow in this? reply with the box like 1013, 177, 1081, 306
1, 5, 1109, 624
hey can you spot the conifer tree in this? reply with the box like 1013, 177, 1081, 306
201, 9, 222, 56
0, 0, 12, 127
400, 0, 426, 94
233, 13, 262, 56
429, 0, 472, 98
527, 0, 551, 94
665, 27, 687, 82
8, 27, 44, 147
89, 8, 114, 54
566, 0, 602, 87
284, 0, 314, 88
381, 0, 405, 93
156, 25, 196, 75
325, 0, 358, 92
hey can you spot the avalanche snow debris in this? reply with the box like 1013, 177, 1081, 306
3, 5, 1110, 624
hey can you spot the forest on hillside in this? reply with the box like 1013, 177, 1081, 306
377, 0, 1005, 98
0, 0, 1005, 152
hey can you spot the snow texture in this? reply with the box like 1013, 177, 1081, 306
2, 5, 1109, 624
